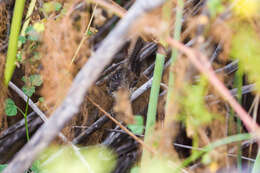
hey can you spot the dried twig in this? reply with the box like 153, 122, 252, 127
3, 1, 166, 172
8, 82, 91, 170
87, 96, 157, 155
89, 0, 127, 18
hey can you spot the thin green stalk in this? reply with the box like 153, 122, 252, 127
144, 52, 165, 139
234, 62, 243, 172
16, 97, 30, 142
165, 0, 184, 121
178, 133, 251, 171
4, 0, 26, 85
141, 49, 165, 167
24, 96, 30, 141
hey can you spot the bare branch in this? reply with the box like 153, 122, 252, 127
8, 82, 93, 170
3, 0, 165, 172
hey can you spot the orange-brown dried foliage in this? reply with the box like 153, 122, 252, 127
114, 88, 134, 124
39, 5, 90, 115
39, 2, 92, 139
0, 54, 7, 132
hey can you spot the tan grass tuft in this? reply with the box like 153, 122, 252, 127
0, 54, 7, 132
39, 7, 90, 115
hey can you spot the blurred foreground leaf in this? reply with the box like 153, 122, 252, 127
40, 146, 116, 173
230, 25, 260, 92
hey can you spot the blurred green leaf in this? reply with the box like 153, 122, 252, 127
178, 77, 214, 136
0, 164, 7, 172
17, 52, 22, 62
5, 98, 17, 116
25, 26, 34, 34
18, 35, 26, 44
230, 24, 260, 91
232, 0, 260, 18
207, 0, 224, 17
33, 22, 45, 33
40, 146, 116, 173
42, 2, 62, 14
54, 2, 62, 11
130, 166, 139, 173
30, 74, 43, 86
128, 115, 144, 135
141, 157, 177, 173
30, 160, 41, 173
202, 153, 211, 165
38, 97, 44, 103
22, 85, 35, 97
87, 30, 93, 36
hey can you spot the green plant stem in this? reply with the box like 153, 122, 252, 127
4, 0, 26, 85
165, 0, 184, 122
144, 52, 165, 139
141, 49, 165, 166
24, 96, 30, 141
234, 62, 243, 172
16, 97, 30, 142
178, 133, 251, 171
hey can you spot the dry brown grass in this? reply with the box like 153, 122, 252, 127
0, 54, 7, 132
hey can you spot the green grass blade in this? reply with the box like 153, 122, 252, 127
179, 133, 251, 170
4, 0, 26, 85
141, 49, 165, 168
165, 0, 184, 121
234, 62, 243, 172
144, 52, 165, 138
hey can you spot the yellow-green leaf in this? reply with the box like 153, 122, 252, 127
230, 25, 260, 91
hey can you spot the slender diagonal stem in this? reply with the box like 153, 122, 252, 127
165, 0, 184, 122
141, 48, 165, 170
24, 96, 30, 141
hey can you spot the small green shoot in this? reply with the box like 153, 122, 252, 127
127, 115, 144, 135
4, 75, 43, 142
21, 74, 43, 141
22, 74, 43, 97
5, 98, 18, 116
